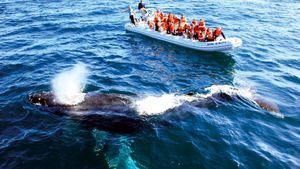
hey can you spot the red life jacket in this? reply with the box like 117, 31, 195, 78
215, 27, 222, 37
199, 25, 206, 31
194, 25, 199, 34
178, 26, 183, 34
162, 22, 167, 31
188, 26, 193, 33
160, 13, 164, 20
199, 20, 205, 27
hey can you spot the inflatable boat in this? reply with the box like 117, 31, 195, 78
125, 23, 242, 52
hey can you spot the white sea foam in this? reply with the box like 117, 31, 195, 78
134, 85, 254, 115
204, 85, 253, 100
51, 63, 89, 105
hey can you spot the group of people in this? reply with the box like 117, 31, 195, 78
149, 10, 225, 42
128, 0, 225, 42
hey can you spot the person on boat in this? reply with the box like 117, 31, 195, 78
193, 24, 199, 39
154, 19, 162, 31
162, 22, 167, 32
191, 19, 197, 26
214, 27, 226, 40
154, 15, 160, 24
198, 30, 206, 42
157, 21, 164, 32
168, 13, 174, 23
162, 14, 168, 23
168, 22, 176, 35
180, 15, 187, 26
138, 0, 146, 10
187, 25, 194, 39
167, 22, 175, 34
127, 6, 136, 25
148, 20, 155, 30
140, 8, 149, 21
198, 18, 206, 32
206, 28, 215, 41
174, 18, 180, 35
155, 9, 164, 20
177, 22, 184, 36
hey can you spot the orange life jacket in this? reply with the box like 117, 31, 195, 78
215, 27, 222, 37
199, 26, 206, 32
194, 25, 199, 34
199, 20, 205, 27
160, 13, 164, 20
154, 16, 159, 23
181, 16, 186, 23
178, 26, 183, 34
162, 22, 167, 31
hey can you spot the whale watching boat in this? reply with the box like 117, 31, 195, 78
125, 8, 242, 52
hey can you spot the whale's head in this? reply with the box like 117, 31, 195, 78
28, 92, 60, 107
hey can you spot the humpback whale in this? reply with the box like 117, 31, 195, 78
28, 92, 150, 134
28, 87, 280, 134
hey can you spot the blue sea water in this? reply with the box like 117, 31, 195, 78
0, 0, 300, 168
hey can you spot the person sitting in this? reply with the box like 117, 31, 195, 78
138, 0, 146, 10
148, 20, 155, 30
162, 22, 167, 32
180, 15, 187, 26
155, 9, 164, 20
154, 20, 160, 31
214, 27, 226, 40
162, 14, 168, 23
157, 21, 164, 32
193, 24, 199, 39
174, 18, 180, 35
140, 8, 149, 22
187, 25, 194, 39
206, 28, 215, 41
198, 30, 206, 42
177, 22, 184, 36
168, 13, 174, 23
167, 22, 175, 35
198, 18, 206, 32
154, 15, 159, 24
191, 19, 197, 26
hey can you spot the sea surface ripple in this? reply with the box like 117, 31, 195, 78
0, 0, 299, 168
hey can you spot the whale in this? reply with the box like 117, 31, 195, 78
28, 92, 151, 134
28, 89, 280, 134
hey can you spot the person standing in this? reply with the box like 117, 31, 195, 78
128, 6, 136, 25
138, 0, 146, 10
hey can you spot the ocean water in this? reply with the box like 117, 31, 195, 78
0, 0, 300, 168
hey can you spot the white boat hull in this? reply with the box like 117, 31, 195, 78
125, 23, 242, 52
